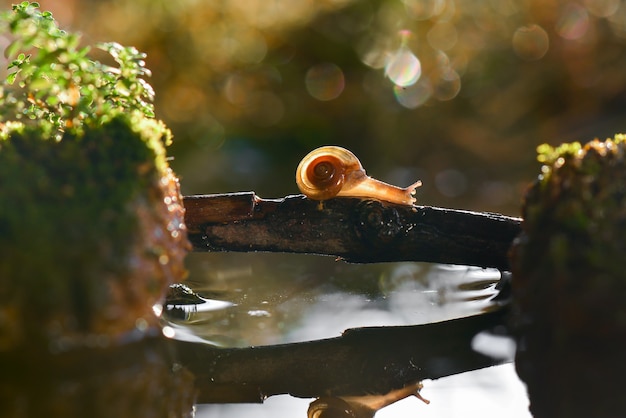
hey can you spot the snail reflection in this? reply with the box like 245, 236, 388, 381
296, 146, 421, 206
307, 381, 429, 418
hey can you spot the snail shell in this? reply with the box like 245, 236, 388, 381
296, 146, 421, 205
307, 397, 373, 418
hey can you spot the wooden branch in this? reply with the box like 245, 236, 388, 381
174, 306, 509, 403
184, 193, 522, 271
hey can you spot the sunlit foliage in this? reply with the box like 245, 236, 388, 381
0, 1, 161, 140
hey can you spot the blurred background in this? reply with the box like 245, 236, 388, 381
3, 0, 626, 416
10, 0, 626, 214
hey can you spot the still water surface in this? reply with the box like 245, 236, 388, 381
164, 252, 530, 417
166, 253, 503, 346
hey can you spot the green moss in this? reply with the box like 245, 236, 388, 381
0, 3, 178, 338
523, 136, 626, 271
0, 2, 158, 138
521, 135, 626, 315
511, 135, 626, 416
0, 115, 168, 315
536, 141, 583, 165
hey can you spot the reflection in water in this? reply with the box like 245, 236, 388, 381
307, 381, 429, 418
163, 253, 502, 347
1, 335, 196, 418
195, 364, 531, 418
309, 397, 377, 418
162, 252, 522, 416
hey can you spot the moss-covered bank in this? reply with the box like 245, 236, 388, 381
511, 135, 626, 417
0, 3, 189, 352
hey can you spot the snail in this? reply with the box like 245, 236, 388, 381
307, 381, 430, 418
296, 146, 421, 206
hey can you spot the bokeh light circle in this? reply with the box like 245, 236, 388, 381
556, 3, 589, 40
385, 48, 422, 87
402, 0, 446, 21
512, 24, 549, 61
428, 21, 458, 51
305, 62, 346, 101
583, 0, 619, 18
393, 79, 433, 109
433, 68, 461, 101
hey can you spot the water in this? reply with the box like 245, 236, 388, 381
161, 252, 530, 417
195, 365, 531, 418
163, 253, 503, 347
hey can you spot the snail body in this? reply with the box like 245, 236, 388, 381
296, 146, 421, 206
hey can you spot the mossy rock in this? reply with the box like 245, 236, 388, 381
0, 115, 189, 351
510, 135, 626, 417
0, 3, 189, 352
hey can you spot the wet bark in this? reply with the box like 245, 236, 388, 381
184, 193, 521, 271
